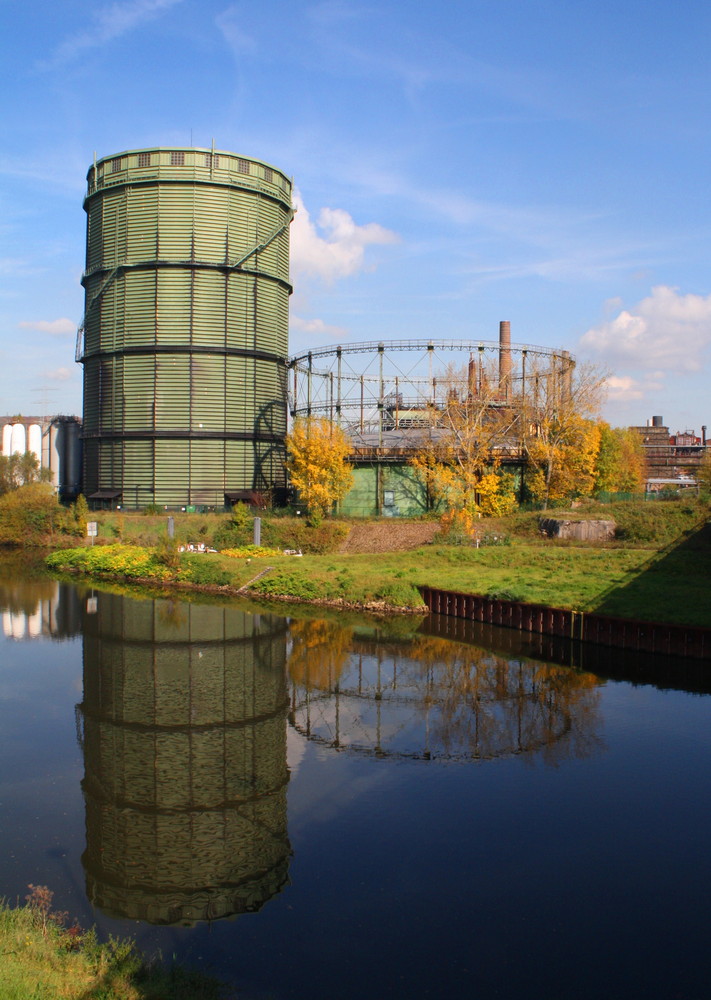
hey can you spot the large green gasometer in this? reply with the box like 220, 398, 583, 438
78, 147, 292, 508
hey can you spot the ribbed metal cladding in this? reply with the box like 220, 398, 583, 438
79, 147, 293, 507
80, 592, 290, 924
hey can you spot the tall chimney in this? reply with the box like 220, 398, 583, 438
499, 321, 512, 398
468, 356, 477, 397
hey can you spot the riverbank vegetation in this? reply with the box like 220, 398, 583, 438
0, 885, 222, 999
44, 497, 711, 627
0, 482, 84, 547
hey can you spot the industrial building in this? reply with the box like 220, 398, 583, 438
75, 145, 708, 515
288, 324, 575, 516
75, 145, 585, 514
631, 416, 709, 490
0, 414, 82, 500
77, 147, 292, 509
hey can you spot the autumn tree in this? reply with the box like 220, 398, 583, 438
0, 452, 52, 496
286, 418, 354, 518
521, 361, 607, 509
697, 448, 711, 494
410, 363, 518, 534
0, 482, 73, 546
594, 423, 647, 494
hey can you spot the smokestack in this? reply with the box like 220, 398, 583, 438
468, 356, 477, 397
499, 321, 512, 398
702, 425, 707, 446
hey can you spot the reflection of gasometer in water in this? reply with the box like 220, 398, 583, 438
288, 627, 601, 765
78, 593, 290, 925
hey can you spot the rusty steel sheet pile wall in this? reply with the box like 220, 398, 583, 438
419, 586, 711, 660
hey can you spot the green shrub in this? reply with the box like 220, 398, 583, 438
73, 493, 89, 526
213, 521, 251, 550
253, 571, 323, 600
221, 545, 282, 558
179, 556, 232, 587
46, 544, 171, 581
214, 503, 255, 548
373, 582, 423, 607
0, 483, 76, 546
260, 518, 349, 554
154, 535, 180, 570
231, 502, 253, 529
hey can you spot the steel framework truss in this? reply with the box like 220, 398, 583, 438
288, 339, 574, 438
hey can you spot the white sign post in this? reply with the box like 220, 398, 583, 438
87, 521, 98, 546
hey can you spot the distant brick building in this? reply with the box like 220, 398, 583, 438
630, 416, 708, 488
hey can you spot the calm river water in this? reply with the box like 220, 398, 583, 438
1, 558, 710, 1000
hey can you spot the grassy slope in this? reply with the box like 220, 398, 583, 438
0, 899, 221, 1000
46, 500, 711, 628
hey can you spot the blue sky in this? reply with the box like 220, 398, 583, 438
2, 0, 711, 434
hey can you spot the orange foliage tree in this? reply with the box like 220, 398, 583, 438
522, 361, 606, 509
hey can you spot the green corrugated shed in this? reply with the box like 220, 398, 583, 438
339, 463, 430, 517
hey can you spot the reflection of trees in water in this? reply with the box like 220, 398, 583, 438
288, 627, 602, 765
288, 619, 354, 690
79, 593, 290, 925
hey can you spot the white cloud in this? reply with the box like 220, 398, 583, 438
290, 315, 348, 339
19, 318, 75, 337
44, 367, 74, 382
605, 375, 650, 402
290, 190, 398, 284
581, 285, 711, 374
606, 375, 640, 398
38, 0, 184, 70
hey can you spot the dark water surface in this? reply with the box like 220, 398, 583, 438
1, 562, 710, 1000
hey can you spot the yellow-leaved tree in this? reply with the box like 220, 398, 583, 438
525, 416, 601, 507
286, 418, 354, 519
522, 361, 607, 509
410, 364, 518, 537
594, 423, 647, 494
697, 447, 711, 494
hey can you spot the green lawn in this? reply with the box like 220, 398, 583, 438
47, 517, 711, 628
0, 891, 221, 999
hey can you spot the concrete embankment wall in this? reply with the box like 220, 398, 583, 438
419, 586, 711, 661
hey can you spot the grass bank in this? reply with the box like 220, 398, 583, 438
46, 499, 711, 627
0, 886, 222, 999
